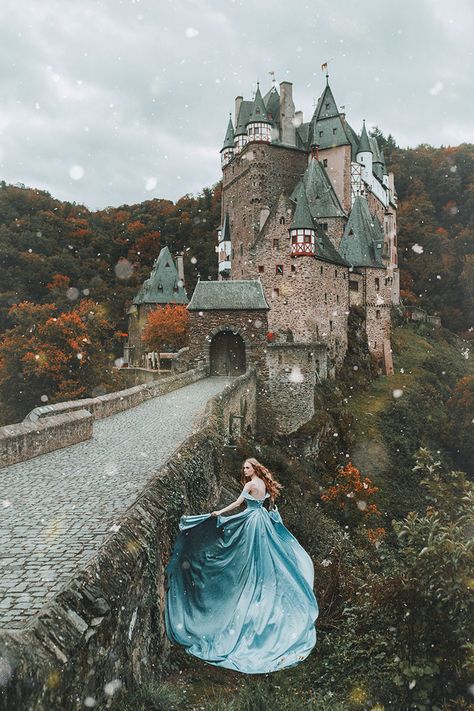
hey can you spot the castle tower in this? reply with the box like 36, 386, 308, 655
288, 183, 316, 256
246, 84, 272, 143
125, 246, 188, 367
220, 115, 235, 168
356, 121, 373, 184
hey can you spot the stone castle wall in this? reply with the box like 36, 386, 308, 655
249, 213, 349, 371
364, 267, 392, 361
222, 142, 307, 278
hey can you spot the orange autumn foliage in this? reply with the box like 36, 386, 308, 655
321, 462, 383, 520
141, 304, 189, 352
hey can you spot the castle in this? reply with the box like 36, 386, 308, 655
127, 77, 399, 436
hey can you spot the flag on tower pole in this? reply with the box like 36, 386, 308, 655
321, 62, 328, 71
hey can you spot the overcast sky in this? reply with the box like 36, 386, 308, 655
1, 0, 472, 211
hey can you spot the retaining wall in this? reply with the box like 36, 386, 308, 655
0, 369, 257, 711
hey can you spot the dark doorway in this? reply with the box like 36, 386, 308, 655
209, 331, 246, 376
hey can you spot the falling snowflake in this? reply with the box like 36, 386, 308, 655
185, 27, 199, 38
104, 679, 122, 697
393, 389, 403, 399
145, 177, 157, 191
69, 165, 84, 180
411, 244, 424, 254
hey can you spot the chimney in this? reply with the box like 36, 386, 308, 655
310, 142, 320, 161
279, 82, 296, 146
235, 96, 243, 126
176, 254, 185, 285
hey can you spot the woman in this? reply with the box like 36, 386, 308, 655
164, 458, 319, 674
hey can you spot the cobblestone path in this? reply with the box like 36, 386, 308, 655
0, 377, 232, 629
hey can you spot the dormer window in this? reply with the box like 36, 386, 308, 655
323, 159, 328, 167
319, 131, 323, 137
326, 103, 330, 109
332, 128, 337, 135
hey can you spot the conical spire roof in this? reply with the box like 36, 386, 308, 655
221, 115, 235, 151
357, 121, 372, 154
314, 81, 339, 120
290, 182, 315, 230
338, 197, 384, 268
132, 246, 188, 305
263, 85, 280, 120
247, 84, 271, 125
291, 156, 345, 218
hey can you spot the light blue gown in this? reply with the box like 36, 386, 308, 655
164, 488, 319, 674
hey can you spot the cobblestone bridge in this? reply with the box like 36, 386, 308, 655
0, 377, 232, 630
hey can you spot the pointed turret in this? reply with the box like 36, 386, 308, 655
247, 84, 272, 143
315, 81, 339, 120
288, 183, 316, 256
338, 196, 384, 268
357, 121, 372, 154
233, 100, 252, 153
356, 121, 373, 182
291, 154, 345, 219
132, 246, 188, 306
220, 115, 235, 168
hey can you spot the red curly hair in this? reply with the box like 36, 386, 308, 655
240, 458, 283, 503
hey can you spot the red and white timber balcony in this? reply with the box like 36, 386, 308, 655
289, 228, 316, 256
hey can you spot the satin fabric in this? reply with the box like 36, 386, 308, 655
164, 489, 319, 674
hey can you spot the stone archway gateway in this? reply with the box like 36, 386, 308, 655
209, 330, 246, 376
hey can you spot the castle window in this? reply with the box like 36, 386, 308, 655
336, 294, 339, 304
258, 265, 264, 273
273, 239, 280, 249
291, 264, 296, 272
232, 248, 235, 259
303, 233, 312, 243
335, 269, 338, 277
157, 285, 164, 292
173, 286, 178, 293
349, 280, 359, 291
374, 341, 377, 349
272, 288, 280, 298
276, 264, 283, 275
240, 243, 243, 257
279, 216, 285, 224
326, 102, 330, 109
320, 265, 323, 274
329, 320, 333, 332
343, 272, 346, 279
375, 277, 380, 291
332, 128, 337, 135
376, 310, 381, 319
323, 159, 328, 168
324, 293, 327, 303
320, 222, 328, 231
319, 131, 323, 137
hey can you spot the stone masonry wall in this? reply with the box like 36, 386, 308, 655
0, 371, 257, 711
249, 212, 349, 372
0, 411, 93, 469
364, 266, 392, 362
222, 142, 308, 279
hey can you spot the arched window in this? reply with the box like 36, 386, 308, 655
279, 216, 285, 224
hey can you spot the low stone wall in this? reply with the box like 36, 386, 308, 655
4, 367, 208, 469
0, 370, 256, 711
0, 411, 93, 469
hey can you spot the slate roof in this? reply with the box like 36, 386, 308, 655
338, 196, 385, 268
234, 100, 253, 136
291, 156, 345, 219
290, 182, 315, 230
248, 85, 272, 124
263, 86, 280, 121
132, 246, 188, 306
187, 280, 270, 311
357, 122, 372, 154
221, 115, 235, 150
219, 213, 231, 242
